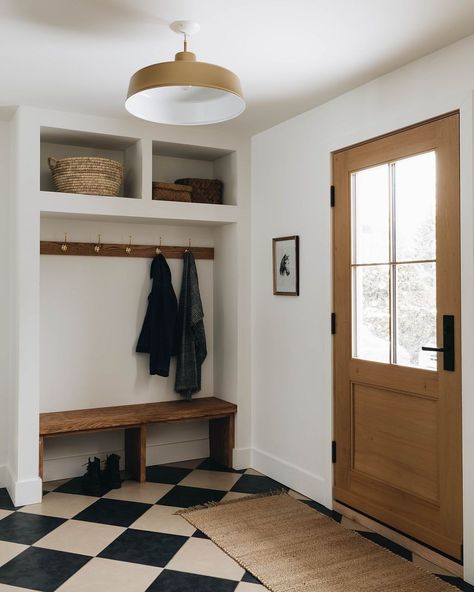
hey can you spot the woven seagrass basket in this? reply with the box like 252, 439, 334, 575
48, 156, 123, 197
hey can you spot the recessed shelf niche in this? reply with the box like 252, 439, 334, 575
40, 127, 142, 199
152, 140, 237, 205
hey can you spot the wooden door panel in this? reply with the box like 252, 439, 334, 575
332, 112, 462, 559
332, 486, 460, 559
350, 359, 439, 397
352, 383, 439, 503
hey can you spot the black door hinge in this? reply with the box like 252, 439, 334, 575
461, 543, 464, 561
330, 185, 335, 207
331, 312, 336, 335
332, 441, 337, 463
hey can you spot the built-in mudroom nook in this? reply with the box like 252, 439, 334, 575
8, 108, 251, 505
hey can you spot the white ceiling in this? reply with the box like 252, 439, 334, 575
1, 0, 474, 135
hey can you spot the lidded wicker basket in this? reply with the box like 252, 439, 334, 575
175, 178, 223, 204
48, 156, 123, 197
152, 181, 192, 202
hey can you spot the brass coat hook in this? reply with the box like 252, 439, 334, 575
61, 233, 68, 253
156, 237, 162, 255
125, 235, 132, 255
94, 234, 102, 254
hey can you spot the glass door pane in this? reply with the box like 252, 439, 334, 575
353, 265, 390, 363
395, 263, 436, 370
351, 151, 437, 369
352, 164, 390, 264
395, 152, 436, 262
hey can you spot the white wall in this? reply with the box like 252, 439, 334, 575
152, 155, 214, 185
251, 35, 474, 582
40, 218, 215, 480
0, 120, 11, 486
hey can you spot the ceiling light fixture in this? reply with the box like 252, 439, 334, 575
125, 20, 245, 126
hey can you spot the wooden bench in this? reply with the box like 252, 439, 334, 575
39, 397, 237, 482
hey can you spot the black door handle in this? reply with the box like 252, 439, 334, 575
421, 315, 454, 371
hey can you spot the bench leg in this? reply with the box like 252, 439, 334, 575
209, 414, 235, 468
39, 436, 44, 481
125, 426, 146, 482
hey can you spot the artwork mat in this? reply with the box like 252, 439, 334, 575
272, 235, 299, 296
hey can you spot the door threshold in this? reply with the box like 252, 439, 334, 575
333, 500, 463, 578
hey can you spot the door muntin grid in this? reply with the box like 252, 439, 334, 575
351, 151, 437, 370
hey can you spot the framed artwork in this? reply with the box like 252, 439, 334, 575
272, 235, 299, 296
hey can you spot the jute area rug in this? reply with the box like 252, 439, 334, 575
179, 492, 458, 592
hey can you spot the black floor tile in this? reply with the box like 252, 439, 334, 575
99, 528, 187, 567
241, 570, 262, 584
146, 465, 193, 484
303, 499, 342, 521
73, 498, 151, 527
358, 531, 413, 561
157, 485, 226, 508
0, 488, 17, 511
0, 512, 65, 544
147, 569, 239, 592
192, 528, 210, 539
197, 459, 245, 474
437, 575, 474, 591
54, 476, 112, 497
0, 546, 90, 592
230, 474, 288, 494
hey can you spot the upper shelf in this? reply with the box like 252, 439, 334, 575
39, 125, 240, 224
39, 191, 239, 226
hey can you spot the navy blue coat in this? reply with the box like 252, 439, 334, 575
136, 255, 177, 377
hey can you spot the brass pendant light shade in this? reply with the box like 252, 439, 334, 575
125, 22, 245, 125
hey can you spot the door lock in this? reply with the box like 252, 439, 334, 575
422, 315, 455, 371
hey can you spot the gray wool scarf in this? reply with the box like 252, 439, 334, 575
175, 251, 207, 399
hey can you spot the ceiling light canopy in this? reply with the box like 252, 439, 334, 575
125, 21, 245, 126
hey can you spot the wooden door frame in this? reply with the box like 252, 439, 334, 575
331, 111, 463, 558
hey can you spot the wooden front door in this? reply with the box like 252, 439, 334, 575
332, 113, 462, 559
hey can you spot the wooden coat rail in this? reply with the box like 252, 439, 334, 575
40, 241, 214, 260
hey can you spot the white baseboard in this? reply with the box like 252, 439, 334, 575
5, 465, 42, 507
43, 438, 210, 482
233, 447, 252, 470
146, 438, 209, 467
252, 447, 331, 506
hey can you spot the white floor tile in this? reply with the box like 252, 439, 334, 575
34, 519, 125, 556
19, 493, 97, 519
0, 584, 39, 591
288, 489, 310, 501
56, 558, 161, 592
42, 479, 71, 492
166, 537, 245, 581
0, 541, 28, 568
244, 469, 264, 476
103, 481, 173, 504
179, 470, 241, 491
221, 491, 252, 503
130, 505, 196, 537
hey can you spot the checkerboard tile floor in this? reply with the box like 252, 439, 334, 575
0, 458, 471, 591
